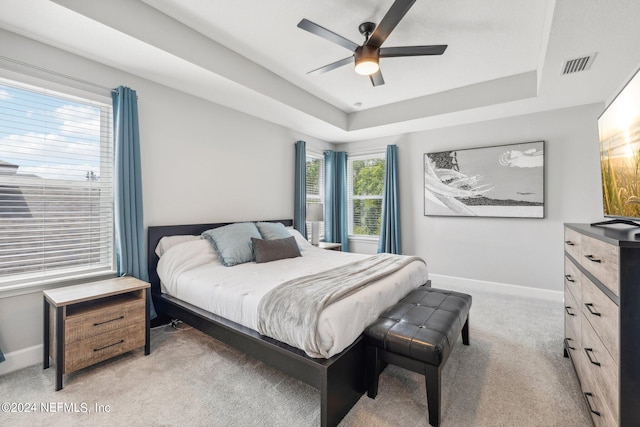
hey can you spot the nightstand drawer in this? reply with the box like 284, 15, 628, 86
65, 323, 145, 373
65, 296, 145, 343
43, 276, 150, 390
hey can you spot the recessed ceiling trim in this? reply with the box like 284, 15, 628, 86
348, 71, 538, 131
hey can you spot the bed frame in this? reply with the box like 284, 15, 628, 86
147, 220, 366, 427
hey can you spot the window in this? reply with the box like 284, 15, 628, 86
305, 153, 324, 240
0, 78, 114, 289
348, 153, 385, 237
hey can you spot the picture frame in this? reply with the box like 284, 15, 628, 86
424, 141, 545, 218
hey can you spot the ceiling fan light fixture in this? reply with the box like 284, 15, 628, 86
354, 45, 379, 75
355, 59, 379, 75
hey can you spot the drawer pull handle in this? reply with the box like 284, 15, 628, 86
564, 337, 575, 350
584, 392, 601, 416
584, 348, 601, 366
93, 340, 125, 352
584, 254, 602, 263
564, 306, 575, 316
565, 240, 575, 246
564, 274, 575, 283
93, 316, 125, 327
584, 303, 601, 317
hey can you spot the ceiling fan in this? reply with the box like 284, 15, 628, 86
297, 0, 447, 87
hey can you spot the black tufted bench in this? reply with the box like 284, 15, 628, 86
365, 282, 472, 427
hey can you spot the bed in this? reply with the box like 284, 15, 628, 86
147, 219, 428, 427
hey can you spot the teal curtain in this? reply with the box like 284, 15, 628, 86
112, 86, 156, 319
324, 150, 349, 252
378, 145, 401, 254
294, 140, 307, 235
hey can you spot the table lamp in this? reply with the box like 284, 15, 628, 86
306, 203, 324, 245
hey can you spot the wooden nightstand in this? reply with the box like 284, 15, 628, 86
43, 277, 151, 390
317, 242, 342, 251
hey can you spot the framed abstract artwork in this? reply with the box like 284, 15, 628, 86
424, 141, 544, 218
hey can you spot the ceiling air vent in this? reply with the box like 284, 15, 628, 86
561, 53, 596, 75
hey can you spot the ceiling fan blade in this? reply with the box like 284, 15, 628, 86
308, 56, 354, 75
297, 19, 359, 52
367, 0, 416, 48
369, 70, 385, 86
380, 45, 448, 57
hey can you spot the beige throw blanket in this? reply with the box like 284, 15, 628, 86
257, 253, 425, 358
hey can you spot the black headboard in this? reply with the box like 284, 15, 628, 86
147, 219, 293, 295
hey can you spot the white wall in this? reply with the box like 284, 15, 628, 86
138, 82, 332, 226
0, 28, 604, 373
342, 103, 604, 292
0, 30, 332, 372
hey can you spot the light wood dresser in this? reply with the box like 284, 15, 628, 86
43, 276, 151, 390
563, 223, 640, 427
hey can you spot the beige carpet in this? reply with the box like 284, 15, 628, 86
0, 281, 592, 426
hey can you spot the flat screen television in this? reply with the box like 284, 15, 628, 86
596, 66, 640, 227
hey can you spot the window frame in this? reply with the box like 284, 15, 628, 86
347, 151, 386, 239
0, 75, 116, 297
305, 150, 325, 241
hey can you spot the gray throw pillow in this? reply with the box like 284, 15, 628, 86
202, 222, 261, 267
255, 222, 291, 240
252, 236, 301, 263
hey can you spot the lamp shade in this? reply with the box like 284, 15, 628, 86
306, 203, 324, 222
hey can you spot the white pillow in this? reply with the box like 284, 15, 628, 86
157, 239, 221, 293
288, 228, 313, 250
155, 235, 202, 257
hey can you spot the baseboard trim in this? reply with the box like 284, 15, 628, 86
430, 274, 563, 302
0, 344, 42, 376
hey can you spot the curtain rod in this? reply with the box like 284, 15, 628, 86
0, 55, 115, 93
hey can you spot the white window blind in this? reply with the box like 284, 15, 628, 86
347, 153, 385, 237
306, 154, 324, 240
0, 78, 114, 288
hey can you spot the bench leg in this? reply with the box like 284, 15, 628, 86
366, 345, 380, 398
425, 363, 441, 427
462, 315, 470, 346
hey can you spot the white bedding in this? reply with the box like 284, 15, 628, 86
157, 232, 428, 358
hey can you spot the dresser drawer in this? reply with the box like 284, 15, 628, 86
64, 323, 145, 373
564, 257, 581, 303
581, 276, 619, 362
65, 296, 145, 344
571, 344, 589, 394
580, 234, 619, 296
564, 227, 582, 261
582, 316, 619, 423
577, 352, 618, 427
564, 284, 581, 350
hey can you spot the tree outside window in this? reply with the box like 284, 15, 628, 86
349, 155, 385, 236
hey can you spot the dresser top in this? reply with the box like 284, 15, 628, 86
43, 276, 149, 307
565, 223, 640, 248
